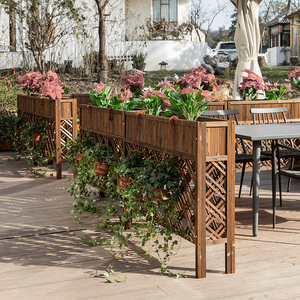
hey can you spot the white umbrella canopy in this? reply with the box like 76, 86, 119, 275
230, 0, 265, 100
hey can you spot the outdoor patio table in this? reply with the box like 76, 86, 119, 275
235, 123, 300, 236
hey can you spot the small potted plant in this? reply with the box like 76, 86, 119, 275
142, 157, 181, 204
29, 122, 47, 142
90, 144, 116, 177
117, 150, 145, 189
12, 116, 26, 134
132, 52, 147, 71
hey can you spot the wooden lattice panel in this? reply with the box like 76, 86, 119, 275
205, 161, 227, 240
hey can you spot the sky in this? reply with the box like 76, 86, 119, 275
207, 0, 234, 31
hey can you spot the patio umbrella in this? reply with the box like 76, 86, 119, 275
230, 0, 265, 100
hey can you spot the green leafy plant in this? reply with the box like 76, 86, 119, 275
89, 82, 112, 107
265, 82, 292, 100
132, 52, 147, 64
164, 87, 210, 121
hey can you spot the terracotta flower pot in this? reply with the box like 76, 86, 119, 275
75, 153, 84, 160
32, 133, 42, 142
119, 174, 133, 190
94, 161, 109, 176
14, 126, 21, 134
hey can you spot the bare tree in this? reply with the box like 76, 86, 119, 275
0, 0, 84, 73
191, 0, 227, 36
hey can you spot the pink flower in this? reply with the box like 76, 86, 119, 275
201, 90, 212, 100
120, 71, 144, 90
39, 81, 64, 100
285, 83, 292, 91
288, 68, 300, 80
113, 88, 122, 97
118, 89, 133, 101
163, 100, 171, 105
181, 87, 194, 95
139, 89, 166, 99
92, 82, 108, 93
181, 66, 219, 91
157, 80, 173, 88
274, 82, 280, 87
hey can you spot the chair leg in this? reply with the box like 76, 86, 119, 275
249, 173, 253, 197
277, 150, 282, 207
238, 163, 246, 198
287, 158, 294, 192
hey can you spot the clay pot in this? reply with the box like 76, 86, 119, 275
75, 153, 84, 160
32, 133, 42, 142
94, 161, 109, 176
119, 174, 133, 190
14, 126, 21, 134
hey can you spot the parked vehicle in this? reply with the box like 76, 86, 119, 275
215, 41, 237, 61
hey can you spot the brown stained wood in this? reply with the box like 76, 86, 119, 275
196, 122, 207, 278
225, 120, 235, 274
55, 101, 62, 179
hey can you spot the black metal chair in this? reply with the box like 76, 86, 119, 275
202, 109, 271, 198
250, 107, 300, 206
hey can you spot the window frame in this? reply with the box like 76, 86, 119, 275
153, 0, 178, 25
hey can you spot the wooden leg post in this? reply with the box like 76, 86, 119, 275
226, 121, 235, 274
55, 100, 62, 179
196, 123, 207, 278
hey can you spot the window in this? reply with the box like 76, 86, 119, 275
153, 0, 177, 24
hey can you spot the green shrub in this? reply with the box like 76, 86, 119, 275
0, 79, 17, 109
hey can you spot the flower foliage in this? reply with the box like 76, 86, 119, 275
181, 66, 219, 91
120, 71, 145, 97
18, 71, 66, 100
288, 67, 300, 91
239, 68, 266, 101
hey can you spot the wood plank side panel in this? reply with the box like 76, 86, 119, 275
225, 120, 235, 274
227, 99, 300, 124
196, 122, 207, 278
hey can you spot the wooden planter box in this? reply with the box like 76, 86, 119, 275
79, 104, 235, 278
208, 99, 300, 124
17, 95, 78, 179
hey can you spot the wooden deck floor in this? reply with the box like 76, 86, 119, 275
1, 151, 300, 299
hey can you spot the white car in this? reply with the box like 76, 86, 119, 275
215, 41, 237, 61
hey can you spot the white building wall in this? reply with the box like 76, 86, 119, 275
108, 40, 207, 71
267, 46, 290, 66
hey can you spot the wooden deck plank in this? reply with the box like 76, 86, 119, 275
2, 151, 300, 299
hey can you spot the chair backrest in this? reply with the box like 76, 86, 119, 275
202, 109, 240, 124
251, 107, 291, 149
202, 109, 247, 154
250, 107, 288, 124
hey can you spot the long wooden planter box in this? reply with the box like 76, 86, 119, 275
79, 104, 236, 278
208, 99, 300, 124
17, 95, 78, 179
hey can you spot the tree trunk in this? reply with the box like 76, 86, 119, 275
97, 6, 108, 83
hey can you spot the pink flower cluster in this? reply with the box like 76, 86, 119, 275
113, 88, 133, 101
139, 89, 166, 100
120, 71, 144, 91
181, 66, 219, 91
156, 80, 175, 91
18, 70, 64, 100
288, 68, 300, 80
92, 82, 108, 93
239, 68, 266, 91
181, 87, 212, 100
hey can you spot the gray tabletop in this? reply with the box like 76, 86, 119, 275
235, 124, 300, 141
